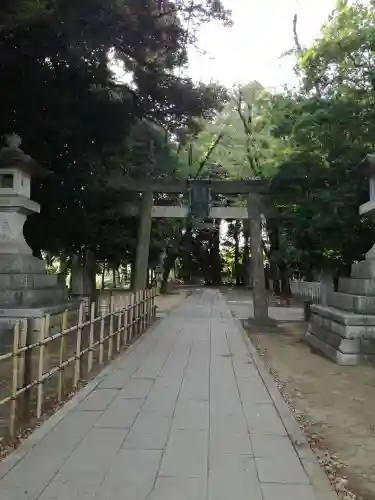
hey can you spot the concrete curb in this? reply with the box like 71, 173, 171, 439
0, 323, 154, 480
234, 317, 339, 500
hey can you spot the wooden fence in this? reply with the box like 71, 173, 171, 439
0, 287, 157, 441
290, 280, 323, 304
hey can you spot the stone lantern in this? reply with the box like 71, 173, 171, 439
0, 134, 74, 337
0, 133, 45, 257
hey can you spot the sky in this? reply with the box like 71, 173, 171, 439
186, 0, 338, 90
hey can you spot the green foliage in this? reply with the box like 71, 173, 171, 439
8, 0, 375, 284
299, 0, 375, 96
185, 0, 375, 279
0, 0, 230, 266
269, 0, 375, 275
185, 81, 282, 180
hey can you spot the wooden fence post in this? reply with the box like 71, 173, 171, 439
116, 307, 122, 353
138, 290, 142, 332
149, 288, 152, 324
123, 296, 129, 345
58, 310, 68, 402
149, 289, 151, 321
130, 293, 134, 340
88, 302, 95, 373
136, 291, 141, 334
99, 310, 105, 365
132, 291, 136, 336
133, 292, 137, 338
17, 320, 26, 389
74, 303, 84, 387
108, 296, 114, 360
140, 290, 144, 332
18, 319, 29, 420
141, 289, 146, 331
36, 316, 47, 419
152, 287, 156, 319
145, 288, 149, 326
9, 321, 20, 438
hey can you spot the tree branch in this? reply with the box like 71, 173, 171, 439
195, 132, 224, 178
235, 91, 262, 178
293, 14, 302, 55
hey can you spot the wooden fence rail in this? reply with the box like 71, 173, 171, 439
0, 287, 157, 440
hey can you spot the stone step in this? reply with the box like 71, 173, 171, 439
0, 273, 58, 289
338, 277, 375, 296
351, 259, 375, 279
308, 322, 375, 355
305, 330, 363, 366
0, 287, 68, 308
311, 311, 375, 339
311, 304, 375, 325
328, 291, 375, 314
0, 254, 46, 274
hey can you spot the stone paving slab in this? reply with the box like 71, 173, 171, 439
0, 289, 338, 500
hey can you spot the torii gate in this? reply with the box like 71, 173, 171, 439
112, 178, 272, 323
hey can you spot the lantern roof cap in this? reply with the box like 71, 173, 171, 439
0, 134, 45, 177
357, 154, 375, 177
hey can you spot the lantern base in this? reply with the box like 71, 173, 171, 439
0, 254, 77, 339
306, 258, 375, 365
0, 301, 81, 341
0, 254, 46, 274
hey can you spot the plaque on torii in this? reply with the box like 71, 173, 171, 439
188, 180, 211, 219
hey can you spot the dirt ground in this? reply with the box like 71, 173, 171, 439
247, 320, 375, 500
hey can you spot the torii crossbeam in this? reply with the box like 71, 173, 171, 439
112, 177, 271, 323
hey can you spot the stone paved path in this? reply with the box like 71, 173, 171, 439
0, 290, 335, 500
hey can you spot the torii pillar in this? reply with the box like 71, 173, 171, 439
133, 190, 153, 290
248, 193, 269, 323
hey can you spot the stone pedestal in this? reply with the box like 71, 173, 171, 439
0, 254, 77, 337
306, 153, 375, 365
306, 260, 375, 365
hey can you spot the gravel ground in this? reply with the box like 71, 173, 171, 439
246, 320, 375, 500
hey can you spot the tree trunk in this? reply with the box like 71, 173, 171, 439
161, 250, 177, 294
234, 221, 241, 286
70, 254, 84, 295
130, 261, 134, 289
269, 222, 291, 300
264, 265, 270, 290
180, 228, 194, 282
242, 220, 250, 286
123, 264, 128, 287
85, 249, 97, 299
280, 265, 292, 298
59, 253, 69, 276
101, 265, 105, 291
211, 220, 222, 286
134, 190, 153, 290
267, 219, 281, 295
